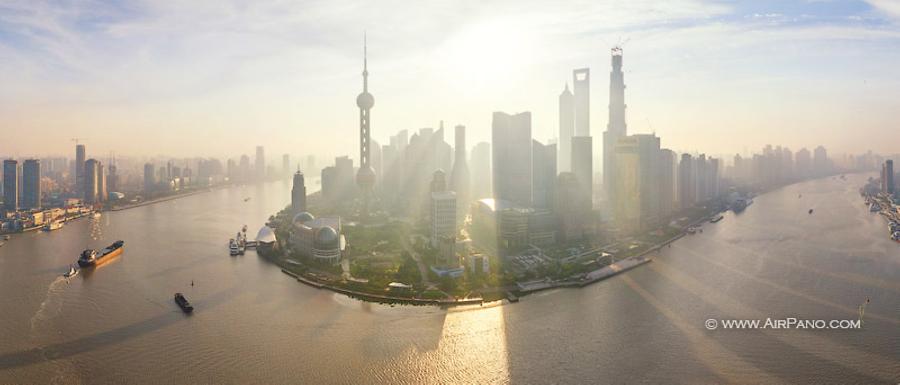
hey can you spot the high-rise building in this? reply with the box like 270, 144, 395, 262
573, 68, 590, 137
144, 163, 156, 193
322, 156, 354, 201
22, 159, 41, 210
532, 140, 557, 210
708, 157, 720, 199
450, 124, 470, 221
107, 163, 118, 193
239, 155, 251, 182
695, 154, 708, 201
658, 149, 676, 217
3, 160, 18, 212
356, 36, 376, 215
292, 170, 307, 212
75, 144, 85, 195
282, 154, 290, 179
604, 47, 628, 209
558, 84, 574, 172
612, 134, 660, 232
430, 169, 447, 194
555, 172, 589, 241
431, 191, 457, 247
813, 145, 829, 176
795, 148, 811, 179
98, 163, 107, 201
471, 142, 492, 200
883, 160, 894, 194
255, 146, 265, 181
678, 154, 695, 209
492, 112, 532, 208
84, 159, 100, 204
571, 136, 593, 210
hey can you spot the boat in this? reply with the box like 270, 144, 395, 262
243, 197, 251, 202
229, 239, 239, 256
808, 209, 814, 214
731, 199, 748, 213
686, 226, 698, 234
63, 265, 79, 278
710, 215, 724, 223
3, 235, 10, 240
174, 293, 194, 313
77, 240, 125, 267
45, 220, 64, 231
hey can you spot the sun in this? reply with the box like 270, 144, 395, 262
434, 19, 535, 95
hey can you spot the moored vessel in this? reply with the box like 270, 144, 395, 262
45, 220, 64, 231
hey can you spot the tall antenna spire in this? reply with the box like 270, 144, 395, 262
363, 31, 368, 92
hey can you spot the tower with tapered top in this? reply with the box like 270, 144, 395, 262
356, 34, 376, 217
604, 46, 627, 212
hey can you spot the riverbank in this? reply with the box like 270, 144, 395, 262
280, 268, 486, 307
108, 186, 225, 212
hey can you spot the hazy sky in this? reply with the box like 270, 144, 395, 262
1, 0, 899, 160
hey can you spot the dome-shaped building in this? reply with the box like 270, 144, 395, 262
292, 211, 315, 226
288, 212, 343, 266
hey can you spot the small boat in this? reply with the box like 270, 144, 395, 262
174, 293, 194, 313
63, 265, 79, 278
229, 239, 239, 256
243, 197, 251, 202
808, 209, 814, 214
686, 227, 697, 234
710, 215, 724, 223
3, 235, 10, 240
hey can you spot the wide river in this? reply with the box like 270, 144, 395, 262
1, 174, 898, 384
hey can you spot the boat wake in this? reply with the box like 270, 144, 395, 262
30, 276, 68, 335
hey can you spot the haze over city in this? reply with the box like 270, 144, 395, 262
2, 0, 900, 159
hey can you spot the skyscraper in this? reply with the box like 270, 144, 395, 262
532, 140, 557, 210
612, 134, 660, 232
430, 190, 457, 247
658, 149, 676, 217
144, 163, 156, 193
292, 170, 307, 212
883, 160, 894, 194
471, 142, 492, 200
573, 68, 590, 137
108, 163, 118, 193
492, 111, 532, 208
678, 154, 695, 209
558, 84, 574, 172
571, 136, 593, 210
84, 159, 100, 204
75, 144, 85, 195
604, 47, 627, 209
282, 154, 290, 178
22, 159, 41, 210
813, 145, 829, 176
255, 146, 265, 181
356, 35, 376, 216
3, 160, 18, 212
450, 124, 470, 221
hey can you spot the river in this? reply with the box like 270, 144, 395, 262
0, 174, 898, 384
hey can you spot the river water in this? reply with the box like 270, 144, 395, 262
1, 174, 898, 384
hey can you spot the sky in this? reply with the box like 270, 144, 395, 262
1, 0, 899, 161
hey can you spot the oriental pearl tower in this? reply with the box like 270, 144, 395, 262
356, 34, 376, 218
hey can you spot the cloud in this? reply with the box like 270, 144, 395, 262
866, 0, 900, 20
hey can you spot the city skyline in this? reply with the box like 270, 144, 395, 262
1, 1, 900, 159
